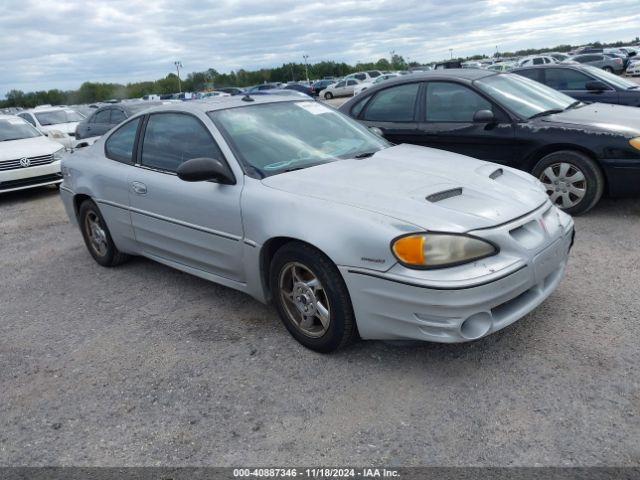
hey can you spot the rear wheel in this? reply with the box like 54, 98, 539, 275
269, 242, 356, 353
533, 150, 604, 215
324, 92, 333, 100
78, 200, 129, 267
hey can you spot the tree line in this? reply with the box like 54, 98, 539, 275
2, 37, 638, 108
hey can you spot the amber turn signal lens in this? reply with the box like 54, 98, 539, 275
630, 137, 640, 152
392, 234, 425, 265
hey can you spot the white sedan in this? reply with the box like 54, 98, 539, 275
0, 115, 65, 193
353, 73, 401, 96
320, 79, 361, 99
17, 107, 85, 150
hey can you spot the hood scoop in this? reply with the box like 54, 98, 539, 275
489, 168, 503, 180
426, 187, 463, 203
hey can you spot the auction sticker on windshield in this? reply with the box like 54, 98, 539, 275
296, 101, 332, 115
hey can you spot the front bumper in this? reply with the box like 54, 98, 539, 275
0, 160, 62, 193
340, 204, 574, 342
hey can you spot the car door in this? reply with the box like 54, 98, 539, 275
88, 108, 113, 137
345, 79, 359, 95
357, 82, 422, 144
128, 111, 245, 282
333, 81, 346, 96
416, 81, 518, 164
543, 68, 619, 104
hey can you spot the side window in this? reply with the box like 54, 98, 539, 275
335, 81, 346, 88
516, 69, 543, 82
425, 82, 492, 122
533, 58, 544, 65
19, 113, 36, 126
347, 80, 358, 86
355, 74, 366, 81
105, 117, 141, 164
363, 83, 420, 122
141, 113, 223, 172
110, 109, 126, 124
368, 71, 381, 78
93, 109, 111, 124
545, 69, 593, 90
350, 96, 370, 118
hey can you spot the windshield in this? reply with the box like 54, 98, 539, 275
209, 101, 389, 177
475, 73, 575, 118
582, 65, 638, 89
34, 109, 84, 126
0, 117, 42, 141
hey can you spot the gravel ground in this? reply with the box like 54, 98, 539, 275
1, 179, 640, 467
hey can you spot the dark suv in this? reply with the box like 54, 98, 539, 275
75, 102, 162, 142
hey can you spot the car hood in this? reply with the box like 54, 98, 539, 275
39, 122, 79, 135
261, 144, 548, 232
0, 135, 62, 161
537, 102, 640, 136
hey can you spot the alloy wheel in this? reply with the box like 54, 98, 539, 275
278, 262, 331, 338
84, 211, 108, 257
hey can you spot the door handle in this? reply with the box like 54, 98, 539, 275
131, 181, 147, 195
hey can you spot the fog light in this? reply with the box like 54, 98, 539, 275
460, 312, 493, 340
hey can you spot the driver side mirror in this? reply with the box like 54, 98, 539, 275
586, 81, 608, 92
177, 157, 236, 185
368, 126, 385, 137
473, 109, 496, 123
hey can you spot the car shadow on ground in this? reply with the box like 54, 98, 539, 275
0, 185, 61, 205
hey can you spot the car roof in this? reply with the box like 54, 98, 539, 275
21, 106, 74, 113
0, 114, 23, 121
405, 69, 497, 81
511, 64, 585, 71
131, 95, 303, 115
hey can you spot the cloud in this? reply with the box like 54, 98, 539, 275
0, 0, 638, 95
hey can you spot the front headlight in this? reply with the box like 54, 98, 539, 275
391, 233, 498, 269
630, 137, 640, 152
53, 148, 65, 161
48, 130, 68, 139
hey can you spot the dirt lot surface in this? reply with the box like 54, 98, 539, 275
1, 184, 639, 466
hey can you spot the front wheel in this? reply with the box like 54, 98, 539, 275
324, 92, 333, 100
269, 242, 356, 353
533, 150, 604, 215
78, 200, 130, 267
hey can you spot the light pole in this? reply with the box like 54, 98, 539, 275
303, 54, 310, 83
390, 49, 395, 68
174, 61, 183, 93
449, 48, 453, 59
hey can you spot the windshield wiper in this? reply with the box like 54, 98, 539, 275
565, 101, 582, 110
353, 151, 378, 159
628, 85, 639, 90
528, 109, 564, 120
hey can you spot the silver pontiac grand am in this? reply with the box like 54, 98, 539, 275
60, 95, 574, 352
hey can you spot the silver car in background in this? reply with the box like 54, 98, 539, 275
60, 96, 574, 352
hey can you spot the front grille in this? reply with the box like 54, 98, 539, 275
0, 154, 55, 171
0, 173, 62, 190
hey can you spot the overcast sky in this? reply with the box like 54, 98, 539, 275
1, 0, 639, 96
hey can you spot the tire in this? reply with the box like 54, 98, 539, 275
324, 92, 333, 100
78, 199, 130, 267
532, 150, 604, 215
269, 242, 356, 353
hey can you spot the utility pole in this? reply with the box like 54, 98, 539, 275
174, 61, 183, 93
303, 54, 310, 83
449, 48, 453, 59
390, 49, 395, 68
